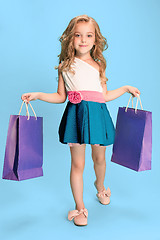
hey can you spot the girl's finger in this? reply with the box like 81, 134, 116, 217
137, 89, 140, 95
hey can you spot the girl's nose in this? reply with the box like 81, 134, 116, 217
81, 37, 86, 43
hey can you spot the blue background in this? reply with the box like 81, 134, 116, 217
0, 0, 160, 239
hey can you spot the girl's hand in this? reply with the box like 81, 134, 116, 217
126, 86, 141, 97
21, 92, 39, 103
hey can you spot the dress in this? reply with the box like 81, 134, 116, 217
58, 57, 115, 147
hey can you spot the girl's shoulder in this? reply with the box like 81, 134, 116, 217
93, 60, 100, 72
58, 61, 64, 72
58, 61, 63, 68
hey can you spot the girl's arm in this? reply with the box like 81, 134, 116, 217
37, 92, 66, 104
102, 85, 127, 102
103, 85, 140, 102
101, 70, 140, 102
21, 63, 67, 104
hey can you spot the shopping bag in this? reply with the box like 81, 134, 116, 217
111, 94, 152, 172
2, 101, 43, 181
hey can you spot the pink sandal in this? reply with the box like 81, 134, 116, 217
68, 208, 88, 226
94, 180, 111, 205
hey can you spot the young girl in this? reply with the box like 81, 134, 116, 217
21, 14, 141, 226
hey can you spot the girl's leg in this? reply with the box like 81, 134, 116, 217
91, 145, 107, 191
69, 144, 86, 211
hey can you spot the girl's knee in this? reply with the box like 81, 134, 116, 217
71, 158, 85, 171
92, 155, 106, 165
91, 145, 106, 164
70, 144, 86, 171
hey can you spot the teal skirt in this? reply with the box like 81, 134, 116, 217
58, 100, 115, 146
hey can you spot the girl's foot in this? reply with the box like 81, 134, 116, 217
68, 208, 88, 226
94, 180, 111, 205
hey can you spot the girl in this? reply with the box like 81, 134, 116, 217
21, 15, 141, 227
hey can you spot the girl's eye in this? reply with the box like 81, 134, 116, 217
74, 34, 92, 37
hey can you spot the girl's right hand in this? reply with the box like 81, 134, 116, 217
21, 92, 39, 103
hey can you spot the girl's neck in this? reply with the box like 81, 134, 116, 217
75, 56, 92, 61
75, 54, 92, 61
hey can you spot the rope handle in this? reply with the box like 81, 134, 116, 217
125, 94, 143, 114
18, 100, 37, 120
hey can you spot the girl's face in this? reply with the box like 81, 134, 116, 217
73, 21, 95, 58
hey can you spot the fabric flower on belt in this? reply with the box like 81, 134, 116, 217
68, 91, 82, 104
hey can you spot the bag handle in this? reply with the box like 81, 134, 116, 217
18, 101, 37, 120
125, 94, 143, 114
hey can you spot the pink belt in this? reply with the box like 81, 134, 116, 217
67, 90, 105, 104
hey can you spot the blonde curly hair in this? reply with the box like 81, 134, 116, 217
55, 14, 109, 85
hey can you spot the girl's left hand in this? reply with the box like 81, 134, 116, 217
126, 85, 141, 97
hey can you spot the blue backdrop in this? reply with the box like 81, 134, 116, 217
0, 0, 160, 239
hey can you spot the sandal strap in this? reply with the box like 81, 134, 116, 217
68, 208, 88, 221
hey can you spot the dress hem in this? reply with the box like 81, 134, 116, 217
59, 140, 113, 147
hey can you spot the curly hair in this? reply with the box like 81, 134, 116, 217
54, 14, 109, 85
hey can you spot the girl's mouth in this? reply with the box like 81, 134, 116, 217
79, 45, 87, 47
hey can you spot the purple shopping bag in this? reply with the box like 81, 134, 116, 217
111, 94, 152, 172
2, 101, 43, 181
